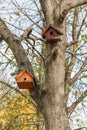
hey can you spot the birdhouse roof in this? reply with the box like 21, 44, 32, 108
16, 70, 34, 81
42, 25, 63, 38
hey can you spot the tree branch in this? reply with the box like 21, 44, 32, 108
25, 38, 45, 61
70, 58, 87, 84
66, 0, 87, 11
72, 9, 79, 40
77, 12, 87, 39
58, 0, 87, 24
74, 127, 87, 130
0, 80, 27, 98
68, 90, 87, 114
0, 18, 34, 75
65, 9, 79, 85
20, 26, 33, 39
66, 39, 78, 48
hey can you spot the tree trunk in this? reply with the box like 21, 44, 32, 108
40, 42, 70, 130
39, 1, 71, 129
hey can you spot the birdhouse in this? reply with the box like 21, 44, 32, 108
42, 25, 63, 43
15, 70, 34, 89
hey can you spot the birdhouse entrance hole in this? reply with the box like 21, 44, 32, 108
24, 77, 27, 81
50, 31, 54, 35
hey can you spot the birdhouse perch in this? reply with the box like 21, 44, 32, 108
42, 25, 63, 43
16, 70, 34, 89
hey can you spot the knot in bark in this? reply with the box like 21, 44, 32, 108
52, 47, 58, 59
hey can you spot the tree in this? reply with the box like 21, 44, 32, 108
0, 0, 87, 130
0, 90, 43, 130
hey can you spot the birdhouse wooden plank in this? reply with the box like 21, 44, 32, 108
15, 70, 34, 89
42, 25, 63, 43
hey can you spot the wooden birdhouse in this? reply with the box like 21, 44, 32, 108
15, 70, 34, 89
42, 25, 63, 43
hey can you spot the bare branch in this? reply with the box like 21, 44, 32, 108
58, 0, 87, 24
66, 39, 78, 48
74, 127, 87, 130
0, 80, 27, 98
65, 54, 87, 96
66, 0, 87, 11
33, 0, 42, 19
72, 9, 79, 40
0, 50, 15, 64
68, 90, 87, 114
20, 26, 33, 39
70, 58, 87, 84
25, 38, 45, 61
12, 1, 42, 30
66, 9, 79, 82
0, 90, 10, 100
0, 18, 34, 75
66, 51, 87, 63
77, 12, 87, 38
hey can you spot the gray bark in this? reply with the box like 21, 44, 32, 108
39, 0, 87, 129
41, 44, 70, 130
39, 1, 70, 130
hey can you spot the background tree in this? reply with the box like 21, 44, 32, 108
0, 0, 87, 130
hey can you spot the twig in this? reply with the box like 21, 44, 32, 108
0, 80, 27, 98
66, 39, 78, 48
25, 38, 45, 61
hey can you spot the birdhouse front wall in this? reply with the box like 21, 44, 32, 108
45, 30, 62, 42
45, 28, 59, 39
17, 81, 34, 89
16, 72, 33, 82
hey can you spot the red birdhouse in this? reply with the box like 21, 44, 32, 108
15, 70, 34, 89
42, 25, 63, 43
